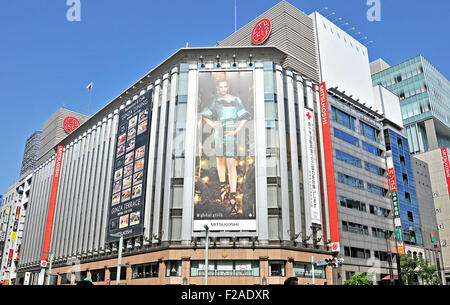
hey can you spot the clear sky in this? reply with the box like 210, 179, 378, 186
0, 0, 449, 193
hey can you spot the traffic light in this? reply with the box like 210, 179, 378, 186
325, 257, 339, 268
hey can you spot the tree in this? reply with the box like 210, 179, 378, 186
344, 273, 373, 285
400, 255, 441, 285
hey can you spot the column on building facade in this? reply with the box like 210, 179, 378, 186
285, 70, 303, 244
181, 64, 198, 245
254, 62, 269, 245
274, 64, 291, 244
144, 81, 161, 244
99, 110, 119, 253
153, 73, 170, 244
161, 67, 179, 244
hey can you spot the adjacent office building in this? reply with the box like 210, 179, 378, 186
0, 175, 33, 285
371, 55, 450, 283
370, 55, 450, 154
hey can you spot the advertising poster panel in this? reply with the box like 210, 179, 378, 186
107, 92, 152, 242
194, 71, 256, 231
318, 82, 339, 252
302, 108, 321, 225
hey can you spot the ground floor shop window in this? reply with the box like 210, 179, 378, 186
191, 260, 259, 277
90, 268, 105, 282
109, 267, 127, 281
166, 261, 182, 277
269, 261, 285, 276
132, 262, 159, 279
292, 262, 326, 279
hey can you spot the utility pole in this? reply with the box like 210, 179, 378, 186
204, 225, 209, 285
46, 253, 54, 285
116, 236, 123, 285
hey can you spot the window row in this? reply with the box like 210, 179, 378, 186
339, 196, 391, 217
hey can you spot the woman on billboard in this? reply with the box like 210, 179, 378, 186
201, 73, 251, 215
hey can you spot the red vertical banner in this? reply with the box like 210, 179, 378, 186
388, 168, 397, 192
41, 146, 64, 261
442, 148, 450, 200
318, 82, 340, 252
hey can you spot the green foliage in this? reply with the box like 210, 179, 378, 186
400, 255, 441, 285
344, 273, 373, 285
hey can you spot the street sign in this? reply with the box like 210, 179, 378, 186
315, 259, 328, 266
40, 260, 48, 268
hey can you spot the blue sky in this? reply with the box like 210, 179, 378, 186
0, 0, 449, 193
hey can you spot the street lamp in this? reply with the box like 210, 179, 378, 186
204, 224, 209, 285
110, 233, 125, 285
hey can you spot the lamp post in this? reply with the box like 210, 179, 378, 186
204, 224, 209, 285
44, 252, 54, 285
110, 233, 125, 285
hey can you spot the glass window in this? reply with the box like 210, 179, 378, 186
367, 183, 386, 196
334, 128, 359, 147
293, 262, 326, 279
166, 261, 182, 277
109, 267, 126, 281
362, 141, 381, 156
332, 107, 356, 130
90, 269, 105, 282
132, 263, 159, 279
338, 172, 364, 189
336, 150, 362, 168
269, 261, 285, 276
365, 162, 384, 176
360, 121, 378, 142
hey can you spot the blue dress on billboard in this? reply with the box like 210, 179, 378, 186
201, 95, 251, 158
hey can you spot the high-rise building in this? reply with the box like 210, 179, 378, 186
370, 55, 450, 154
20, 131, 42, 177
37, 108, 90, 167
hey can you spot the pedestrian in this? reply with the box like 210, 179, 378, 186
76, 277, 94, 286
284, 277, 299, 285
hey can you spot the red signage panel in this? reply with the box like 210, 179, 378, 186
251, 19, 271, 45
41, 145, 64, 261
63, 116, 80, 134
388, 168, 397, 192
442, 148, 450, 200
318, 82, 340, 251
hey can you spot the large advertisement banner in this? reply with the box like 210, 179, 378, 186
193, 71, 256, 231
106, 92, 152, 242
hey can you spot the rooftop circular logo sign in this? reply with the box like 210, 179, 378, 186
63, 116, 81, 134
251, 18, 271, 45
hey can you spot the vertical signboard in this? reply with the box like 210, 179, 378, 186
318, 82, 340, 252
441, 148, 450, 200
302, 108, 321, 224
193, 71, 256, 231
106, 92, 152, 242
42, 145, 64, 261
387, 155, 404, 255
